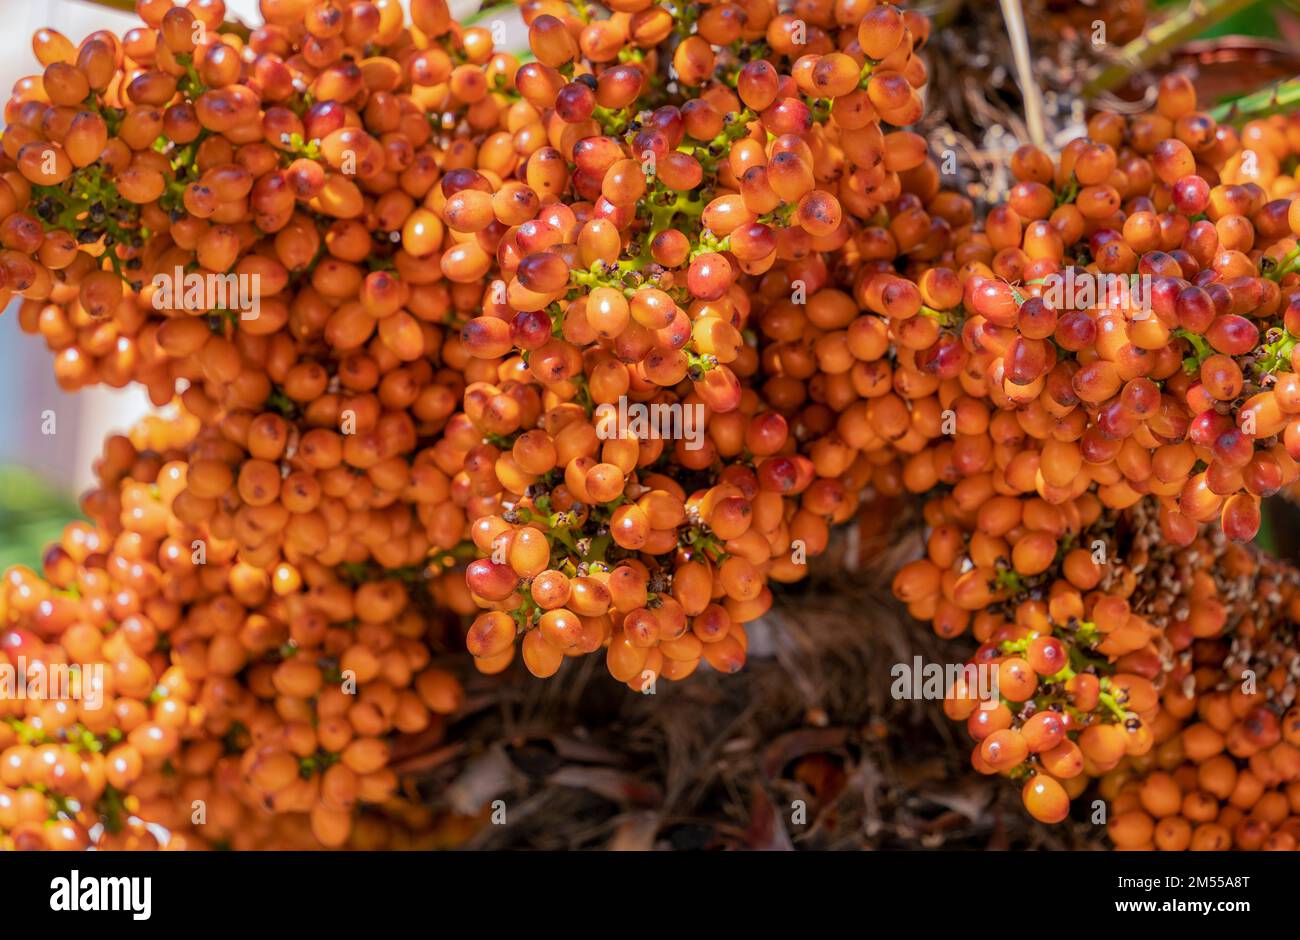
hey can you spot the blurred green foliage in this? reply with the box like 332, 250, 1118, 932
1197, 1, 1280, 40
0, 466, 80, 572
1143, 0, 1282, 47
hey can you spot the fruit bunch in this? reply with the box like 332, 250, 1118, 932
943, 74, 1300, 545
2, 0, 939, 693
443, 0, 935, 682
0, 408, 465, 850
8, 0, 486, 404
877, 77, 1300, 838
7, 0, 1300, 853
0, 0, 942, 847
1100, 524, 1300, 850
896, 488, 1300, 832
892, 490, 1149, 824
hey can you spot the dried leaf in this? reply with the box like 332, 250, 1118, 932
444, 746, 517, 815
760, 728, 849, 781
607, 812, 661, 851
546, 765, 663, 806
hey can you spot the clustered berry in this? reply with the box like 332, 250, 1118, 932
2, 0, 1300, 851
888, 77, 1300, 841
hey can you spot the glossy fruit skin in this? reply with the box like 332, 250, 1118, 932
17, 0, 1300, 855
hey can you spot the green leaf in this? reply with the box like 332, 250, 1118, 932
0, 466, 80, 572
